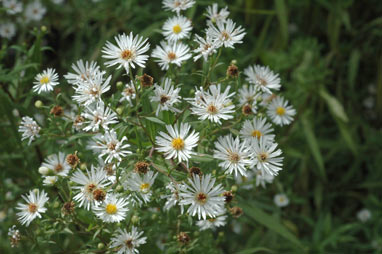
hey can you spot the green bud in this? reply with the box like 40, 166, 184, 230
35, 100, 43, 108
257, 112, 263, 118
116, 185, 123, 192
53, 201, 60, 208
97, 243, 104, 249
116, 81, 123, 89
80, 163, 87, 170
151, 214, 157, 220
212, 170, 216, 175
231, 185, 238, 192
116, 106, 124, 115
41, 26, 47, 32
131, 215, 140, 224
218, 231, 224, 238
231, 59, 237, 65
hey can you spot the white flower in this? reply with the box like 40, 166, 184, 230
255, 169, 274, 188
162, 15, 192, 42
102, 32, 150, 74
93, 194, 129, 223
0, 22, 16, 39
25, 1, 46, 21
64, 59, 104, 85
162, 0, 195, 14
70, 166, 111, 210
240, 117, 275, 144
193, 34, 217, 61
18, 116, 41, 145
205, 3, 229, 24
123, 171, 158, 206
244, 65, 281, 94
207, 19, 245, 48
91, 129, 131, 163
213, 134, 252, 177
72, 72, 111, 106
162, 182, 184, 212
3, 0, 23, 15
196, 214, 227, 231
41, 152, 71, 177
8, 225, 21, 248
110, 227, 147, 254
188, 84, 235, 124
16, 189, 49, 226
150, 78, 181, 116
151, 41, 191, 70
120, 81, 136, 106
82, 101, 118, 132
179, 174, 225, 220
357, 208, 371, 223
33, 68, 59, 93
155, 123, 199, 162
251, 138, 283, 176
42, 176, 58, 186
266, 96, 296, 126
238, 84, 260, 107
274, 193, 289, 207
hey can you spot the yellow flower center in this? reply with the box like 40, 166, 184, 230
140, 183, 150, 191
279, 197, 285, 202
259, 153, 268, 162
40, 76, 50, 84
207, 104, 218, 114
172, 137, 184, 150
105, 204, 117, 214
28, 203, 38, 213
196, 192, 208, 204
173, 24, 182, 34
251, 130, 262, 139
121, 49, 133, 60
168, 52, 176, 60
276, 107, 286, 116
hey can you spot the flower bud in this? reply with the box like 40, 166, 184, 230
116, 81, 123, 89
231, 185, 238, 192
41, 26, 47, 32
227, 64, 239, 78
80, 163, 87, 170
38, 166, 49, 175
35, 100, 43, 108
116, 185, 124, 193
131, 215, 140, 224
139, 73, 153, 87
116, 106, 124, 115
97, 243, 105, 249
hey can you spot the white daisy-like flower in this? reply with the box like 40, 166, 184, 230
16, 189, 49, 226
93, 194, 129, 223
196, 214, 227, 231
150, 78, 181, 116
238, 84, 260, 107
102, 32, 150, 74
82, 101, 119, 132
41, 152, 71, 177
3, 0, 23, 15
110, 226, 147, 254
32, 68, 59, 94
163, 15, 192, 42
155, 123, 199, 162
70, 165, 111, 210
179, 174, 225, 220
42, 176, 58, 186
254, 169, 274, 188
240, 117, 275, 144
162, 182, 184, 212
72, 72, 111, 106
151, 41, 192, 70
188, 84, 235, 124
357, 208, 371, 223
274, 193, 289, 207
266, 96, 296, 126
244, 65, 281, 94
64, 59, 104, 85
205, 3, 229, 24
251, 138, 283, 176
0, 22, 16, 39
18, 116, 41, 145
207, 19, 246, 48
193, 34, 217, 61
8, 225, 21, 248
25, 1, 46, 21
162, 0, 195, 14
123, 171, 158, 206
119, 81, 136, 106
213, 134, 252, 177
91, 129, 131, 164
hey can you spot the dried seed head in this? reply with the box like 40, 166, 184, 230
189, 166, 203, 176
230, 206, 243, 218
62, 201, 75, 215
50, 105, 63, 117
227, 64, 239, 78
93, 188, 106, 202
139, 73, 154, 87
223, 191, 234, 203
134, 161, 150, 174
242, 104, 252, 115
66, 153, 79, 168
177, 232, 190, 244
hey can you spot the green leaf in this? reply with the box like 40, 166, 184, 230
274, 0, 288, 48
319, 88, 348, 122
347, 50, 360, 91
191, 153, 214, 162
144, 116, 166, 126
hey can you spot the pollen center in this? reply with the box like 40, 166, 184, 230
121, 49, 133, 60
168, 52, 176, 60
108, 142, 116, 151
221, 31, 230, 40
124, 87, 135, 96
140, 183, 150, 192
105, 204, 117, 214
172, 137, 184, 150
276, 107, 285, 116
256, 76, 267, 86
207, 104, 218, 114
196, 192, 208, 204
173, 24, 182, 34
229, 153, 240, 163
258, 153, 268, 162
160, 95, 170, 104
251, 130, 262, 139
28, 203, 38, 213
125, 239, 133, 249
40, 76, 50, 84
86, 183, 97, 193
54, 164, 63, 173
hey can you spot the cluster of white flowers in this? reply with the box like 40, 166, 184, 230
14, 1, 297, 252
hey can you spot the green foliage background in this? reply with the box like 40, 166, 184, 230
1, 0, 382, 253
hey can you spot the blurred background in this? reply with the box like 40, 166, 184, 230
1, 0, 381, 253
